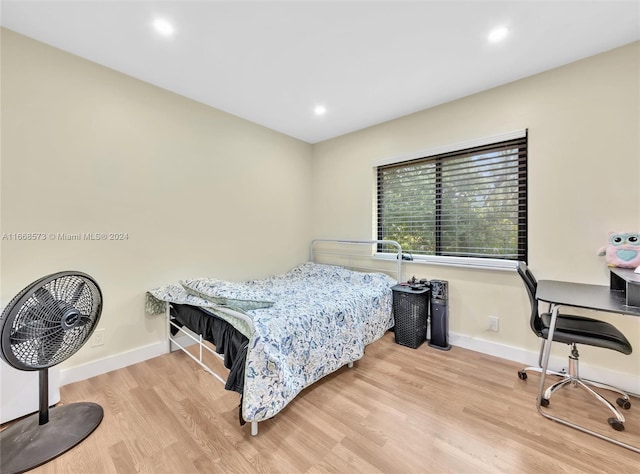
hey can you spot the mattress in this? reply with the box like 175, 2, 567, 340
149, 262, 396, 422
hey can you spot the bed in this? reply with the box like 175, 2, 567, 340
146, 239, 403, 436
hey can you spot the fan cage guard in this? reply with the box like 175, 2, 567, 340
1, 272, 102, 371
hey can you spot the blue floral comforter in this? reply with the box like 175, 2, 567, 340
150, 262, 395, 422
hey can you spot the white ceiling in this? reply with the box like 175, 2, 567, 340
2, 1, 639, 144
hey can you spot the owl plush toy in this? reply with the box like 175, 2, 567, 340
598, 232, 640, 268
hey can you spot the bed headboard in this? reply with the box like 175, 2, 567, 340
309, 239, 403, 283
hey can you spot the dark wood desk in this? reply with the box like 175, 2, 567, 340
536, 279, 640, 454
537, 280, 640, 316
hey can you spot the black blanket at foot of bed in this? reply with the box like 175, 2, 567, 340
169, 303, 248, 394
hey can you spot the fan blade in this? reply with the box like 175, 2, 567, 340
10, 307, 46, 343
33, 287, 65, 324
68, 280, 87, 306
74, 315, 94, 343
38, 329, 65, 366
78, 314, 92, 326
11, 324, 40, 343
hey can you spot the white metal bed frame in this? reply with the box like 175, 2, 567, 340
166, 239, 403, 436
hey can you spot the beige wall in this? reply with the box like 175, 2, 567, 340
311, 42, 640, 379
2, 27, 638, 386
0, 29, 313, 369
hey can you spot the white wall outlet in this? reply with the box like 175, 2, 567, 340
488, 316, 499, 332
91, 328, 105, 347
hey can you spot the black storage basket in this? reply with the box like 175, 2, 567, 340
392, 285, 429, 349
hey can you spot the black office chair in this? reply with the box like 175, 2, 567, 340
516, 261, 632, 431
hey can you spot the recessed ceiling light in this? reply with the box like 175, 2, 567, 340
314, 105, 327, 116
153, 18, 175, 37
488, 26, 509, 43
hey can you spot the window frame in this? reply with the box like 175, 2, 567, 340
374, 130, 527, 269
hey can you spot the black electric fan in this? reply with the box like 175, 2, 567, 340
0, 271, 103, 474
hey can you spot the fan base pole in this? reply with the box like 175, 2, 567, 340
0, 402, 103, 474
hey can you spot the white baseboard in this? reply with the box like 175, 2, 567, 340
59, 341, 168, 387
60, 332, 640, 398
59, 333, 198, 387
449, 331, 640, 396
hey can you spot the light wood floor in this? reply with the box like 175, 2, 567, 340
5, 332, 639, 473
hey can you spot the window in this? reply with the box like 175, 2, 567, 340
376, 133, 527, 262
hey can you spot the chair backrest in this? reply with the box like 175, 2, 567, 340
516, 261, 544, 337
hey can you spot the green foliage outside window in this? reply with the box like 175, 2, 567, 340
377, 136, 527, 261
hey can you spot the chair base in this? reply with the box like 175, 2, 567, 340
543, 375, 631, 425
518, 345, 631, 430
518, 366, 566, 380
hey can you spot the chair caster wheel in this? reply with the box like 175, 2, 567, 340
616, 398, 631, 410
517, 370, 527, 380
540, 398, 550, 407
608, 418, 625, 431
